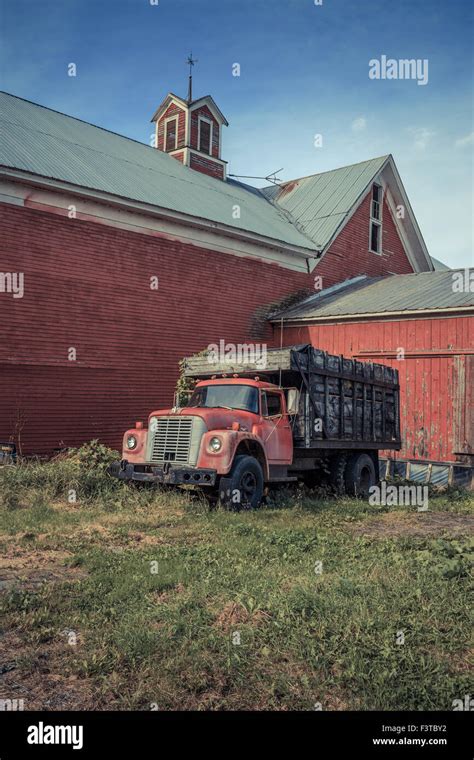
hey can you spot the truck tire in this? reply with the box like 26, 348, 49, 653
218, 455, 264, 511
329, 453, 347, 495
344, 453, 377, 498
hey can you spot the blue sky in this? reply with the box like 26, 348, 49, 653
0, 0, 472, 267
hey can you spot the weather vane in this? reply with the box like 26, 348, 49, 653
186, 52, 198, 102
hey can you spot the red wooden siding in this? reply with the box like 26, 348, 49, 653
171, 151, 185, 164
189, 152, 224, 180
315, 191, 414, 289
273, 317, 473, 464
0, 170, 424, 455
0, 203, 311, 453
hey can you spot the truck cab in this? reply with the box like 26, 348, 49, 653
109, 378, 297, 508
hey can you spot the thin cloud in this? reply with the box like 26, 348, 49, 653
455, 131, 474, 148
409, 127, 436, 150
351, 117, 366, 132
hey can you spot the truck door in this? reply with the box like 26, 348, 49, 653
260, 390, 293, 463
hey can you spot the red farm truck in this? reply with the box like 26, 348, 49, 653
109, 344, 401, 508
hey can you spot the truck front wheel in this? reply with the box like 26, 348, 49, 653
345, 453, 377, 498
218, 455, 264, 511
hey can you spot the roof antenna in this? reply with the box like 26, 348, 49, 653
228, 168, 283, 185
266, 168, 284, 185
186, 52, 198, 103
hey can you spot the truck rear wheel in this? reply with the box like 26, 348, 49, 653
329, 453, 347, 495
218, 455, 264, 511
345, 453, 377, 498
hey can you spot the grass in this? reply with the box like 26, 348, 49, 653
0, 447, 472, 711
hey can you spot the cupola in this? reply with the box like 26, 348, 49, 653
151, 55, 228, 180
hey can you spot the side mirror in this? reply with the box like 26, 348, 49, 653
287, 388, 300, 415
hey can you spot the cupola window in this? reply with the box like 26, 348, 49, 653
165, 117, 178, 152
198, 117, 212, 155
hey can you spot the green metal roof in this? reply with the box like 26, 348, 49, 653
0, 91, 315, 252
430, 256, 451, 271
0, 92, 427, 265
271, 270, 474, 321
262, 156, 389, 249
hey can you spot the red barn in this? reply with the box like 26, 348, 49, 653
0, 89, 434, 455
270, 271, 474, 487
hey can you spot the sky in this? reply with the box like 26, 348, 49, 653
0, 0, 473, 267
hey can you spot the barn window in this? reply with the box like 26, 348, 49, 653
165, 117, 178, 151
371, 183, 382, 219
370, 221, 381, 253
369, 183, 383, 253
198, 117, 212, 155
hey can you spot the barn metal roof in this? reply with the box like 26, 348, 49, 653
262, 155, 390, 248
0, 92, 431, 269
0, 91, 314, 252
430, 256, 451, 271
271, 270, 474, 321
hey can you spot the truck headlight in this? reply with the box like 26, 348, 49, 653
126, 435, 137, 450
208, 436, 222, 452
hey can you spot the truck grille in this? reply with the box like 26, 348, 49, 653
150, 417, 193, 465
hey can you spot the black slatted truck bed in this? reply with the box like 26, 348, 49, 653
183, 343, 401, 496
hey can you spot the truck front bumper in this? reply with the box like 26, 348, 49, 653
108, 460, 217, 486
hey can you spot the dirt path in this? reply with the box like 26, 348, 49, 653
349, 511, 474, 538
0, 545, 85, 592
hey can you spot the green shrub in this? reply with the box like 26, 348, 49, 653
0, 441, 121, 506
69, 440, 119, 472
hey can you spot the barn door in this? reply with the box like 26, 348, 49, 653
453, 355, 473, 457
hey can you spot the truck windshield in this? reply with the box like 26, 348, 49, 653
188, 384, 259, 413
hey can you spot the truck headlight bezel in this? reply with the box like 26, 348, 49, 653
208, 436, 223, 453
126, 434, 138, 450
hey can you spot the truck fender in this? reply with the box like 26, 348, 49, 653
197, 430, 269, 479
